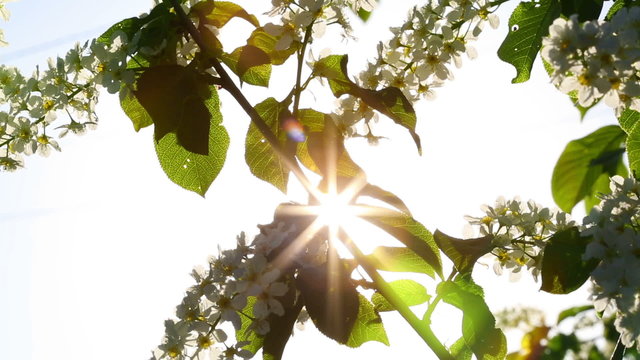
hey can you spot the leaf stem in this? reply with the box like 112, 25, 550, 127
610, 335, 626, 360
292, 23, 314, 117
423, 269, 457, 324
338, 229, 453, 360
168, 0, 319, 199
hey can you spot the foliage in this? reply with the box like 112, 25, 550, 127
4, 0, 640, 359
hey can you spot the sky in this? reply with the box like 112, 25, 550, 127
0, 1, 617, 359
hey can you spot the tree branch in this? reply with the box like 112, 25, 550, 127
168, 0, 319, 199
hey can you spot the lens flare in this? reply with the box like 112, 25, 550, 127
282, 117, 306, 142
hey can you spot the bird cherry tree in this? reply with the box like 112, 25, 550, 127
2, 0, 640, 359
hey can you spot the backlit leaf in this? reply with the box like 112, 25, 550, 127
247, 27, 299, 65
371, 279, 430, 312
433, 230, 494, 274
620, 109, 640, 177
498, 0, 561, 83
190, 0, 259, 28
365, 246, 437, 275
221, 45, 272, 87
313, 55, 421, 153
119, 87, 153, 132
363, 210, 443, 278
154, 85, 229, 196
552, 125, 627, 212
557, 305, 593, 324
540, 227, 598, 294
438, 275, 507, 360
245, 98, 290, 193
346, 294, 389, 348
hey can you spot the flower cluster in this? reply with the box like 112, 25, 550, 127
0, 0, 15, 47
267, 0, 369, 52
327, 0, 499, 138
0, 29, 143, 171
152, 222, 320, 360
582, 176, 640, 349
541, 7, 640, 115
357, 0, 499, 103
465, 197, 575, 280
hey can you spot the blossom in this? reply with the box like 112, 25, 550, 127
582, 176, 640, 349
466, 197, 574, 280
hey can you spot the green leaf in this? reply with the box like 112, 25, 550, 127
620, 109, 640, 177
220, 45, 272, 87
247, 27, 299, 65
437, 276, 507, 360
365, 246, 439, 275
296, 262, 360, 344
236, 297, 265, 355
304, 116, 364, 178
557, 305, 593, 324
362, 210, 443, 278
190, 0, 259, 28
358, 183, 412, 215
497, 0, 561, 83
433, 231, 494, 275
357, 7, 373, 21
119, 87, 153, 132
98, 17, 143, 45
245, 98, 290, 193
606, 0, 640, 20
154, 85, 229, 196
313, 55, 421, 153
450, 337, 473, 360
552, 125, 627, 212
618, 108, 640, 134
346, 294, 389, 347
560, 0, 604, 21
135, 65, 213, 155
371, 279, 430, 312
540, 227, 598, 294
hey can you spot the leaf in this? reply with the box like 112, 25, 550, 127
313, 55, 421, 153
220, 45, 272, 87
559, 0, 604, 21
606, 0, 640, 20
365, 246, 437, 275
497, 0, 561, 83
247, 27, 299, 65
97, 17, 143, 45
296, 262, 360, 344
236, 297, 265, 355
245, 98, 290, 193
362, 210, 443, 278
450, 337, 473, 360
540, 227, 599, 294
346, 294, 389, 347
358, 183, 412, 215
135, 65, 213, 155
190, 0, 259, 28
620, 109, 640, 177
154, 85, 229, 196
433, 230, 494, 274
552, 125, 627, 212
557, 305, 593, 324
119, 87, 153, 132
262, 276, 303, 360
304, 116, 364, 178
437, 276, 507, 360
371, 279, 430, 312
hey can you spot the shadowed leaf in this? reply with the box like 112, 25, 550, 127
434, 230, 494, 274
541, 227, 598, 294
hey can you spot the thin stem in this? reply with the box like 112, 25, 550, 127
423, 269, 457, 324
339, 229, 453, 360
610, 335, 626, 360
293, 23, 314, 117
168, 0, 319, 199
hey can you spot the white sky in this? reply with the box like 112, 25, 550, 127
0, 1, 616, 359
